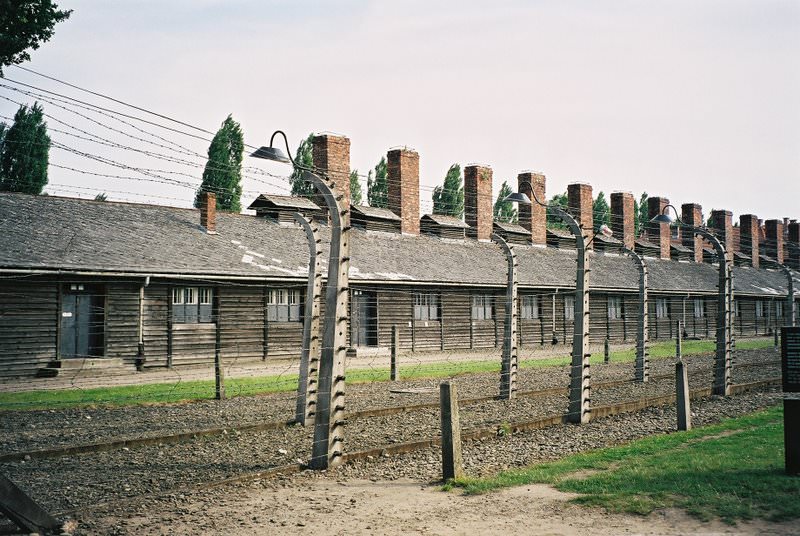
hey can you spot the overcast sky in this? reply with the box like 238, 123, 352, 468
1, 0, 798, 221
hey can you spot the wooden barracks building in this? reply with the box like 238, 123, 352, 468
0, 134, 798, 380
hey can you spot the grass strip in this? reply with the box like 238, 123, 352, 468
452, 405, 798, 524
0, 338, 774, 411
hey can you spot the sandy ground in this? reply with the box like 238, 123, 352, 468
87, 477, 798, 536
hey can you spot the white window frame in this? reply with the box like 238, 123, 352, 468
694, 298, 706, 318
268, 288, 301, 322
414, 293, 439, 321
755, 300, 765, 319
564, 295, 575, 321
607, 296, 623, 320
471, 295, 493, 321
521, 295, 540, 320
656, 298, 669, 319
172, 286, 213, 324
734, 299, 740, 318
776, 301, 783, 318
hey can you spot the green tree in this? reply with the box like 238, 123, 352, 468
432, 164, 464, 218
634, 192, 649, 237
289, 133, 315, 198
0, 1, 72, 75
94, 192, 107, 202
0, 102, 50, 194
194, 115, 243, 212
547, 191, 568, 230
493, 180, 518, 223
349, 169, 363, 206
367, 156, 388, 208
593, 191, 610, 231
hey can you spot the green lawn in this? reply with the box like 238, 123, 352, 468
451, 405, 798, 524
0, 337, 774, 411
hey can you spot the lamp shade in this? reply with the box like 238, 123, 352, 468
250, 146, 291, 164
503, 192, 532, 205
650, 213, 675, 224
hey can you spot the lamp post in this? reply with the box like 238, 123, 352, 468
651, 205, 732, 396
504, 189, 596, 424
623, 247, 649, 382
251, 132, 351, 469
491, 232, 518, 399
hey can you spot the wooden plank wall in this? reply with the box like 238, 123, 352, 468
0, 282, 58, 377
219, 285, 265, 361
105, 282, 140, 363
142, 285, 169, 368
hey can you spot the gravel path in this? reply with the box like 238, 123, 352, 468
0, 348, 782, 525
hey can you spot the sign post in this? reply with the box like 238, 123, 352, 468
781, 327, 800, 475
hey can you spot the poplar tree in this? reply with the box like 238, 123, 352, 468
289, 133, 315, 198
0, 102, 50, 194
493, 180, 518, 223
195, 115, 244, 211
350, 169, 363, 206
593, 191, 610, 231
367, 156, 388, 208
432, 164, 464, 218
634, 192, 649, 237
547, 191, 568, 230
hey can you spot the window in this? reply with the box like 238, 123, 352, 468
656, 298, 669, 319
776, 302, 783, 318
734, 299, 741, 318
471, 295, 493, 320
172, 286, 213, 324
755, 301, 765, 319
521, 295, 540, 320
268, 289, 302, 322
414, 293, 439, 321
607, 296, 623, 320
693, 298, 706, 318
564, 295, 575, 321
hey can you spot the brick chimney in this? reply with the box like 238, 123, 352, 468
312, 134, 351, 215
765, 219, 784, 264
739, 214, 760, 268
711, 210, 733, 262
681, 203, 703, 263
464, 164, 493, 241
787, 221, 800, 269
610, 191, 635, 250
387, 147, 419, 236
567, 183, 593, 249
647, 196, 670, 260
200, 192, 217, 234
517, 171, 546, 245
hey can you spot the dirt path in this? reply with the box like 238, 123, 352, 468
86, 477, 797, 536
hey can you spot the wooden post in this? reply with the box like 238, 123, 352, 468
676, 320, 682, 359
675, 359, 691, 431
214, 294, 225, 400
604, 337, 610, 364
0, 475, 63, 534
440, 381, 463, 481
391, 325, 400, 381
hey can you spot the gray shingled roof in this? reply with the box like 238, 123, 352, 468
351, 205, 401, 221
0, 193, 795, 297
247, 194, 320, 211
421, 213, 470, 229
493, 222, 528, 234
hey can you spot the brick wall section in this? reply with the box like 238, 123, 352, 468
387, 148, 420, 236
610, 192, 635, 250
787, 222, 799, 269
567, 183, 593, 249
711, 210, 733, 262
312, 134, 351, 214
517, 172, 546, 245
200, 192, 216, 233
739, 214, 760, 268
647, 196, 670, 259
681, 203, 703, 263
464, 165, 493, 241
765, 219, 784, 264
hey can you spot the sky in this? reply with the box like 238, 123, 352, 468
1, 0, 798, 221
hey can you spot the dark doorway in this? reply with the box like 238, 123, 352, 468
60, 284, 105, 358
351, 290, 377, 347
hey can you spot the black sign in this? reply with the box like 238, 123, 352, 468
782, 327, 800, 393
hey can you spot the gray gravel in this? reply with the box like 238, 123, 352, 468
0, 348, 782, 527
0, 348, 780, 455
